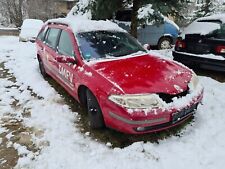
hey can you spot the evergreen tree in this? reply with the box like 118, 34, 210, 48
73, 0, 190, 37
194, 0, 213, 18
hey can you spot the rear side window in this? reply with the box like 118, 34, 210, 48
58, 30, 74, 56
37, 26, 48, 41
45, 28, 61, 49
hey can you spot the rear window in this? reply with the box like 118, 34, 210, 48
37, 26, 48, 41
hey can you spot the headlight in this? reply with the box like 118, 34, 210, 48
188, 73, 199, 91
108, 94, 165, 109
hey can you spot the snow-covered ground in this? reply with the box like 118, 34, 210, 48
0, 36, 225, 169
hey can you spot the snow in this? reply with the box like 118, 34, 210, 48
181, 14, 225, 36
84, 71, 92, 77
138, 4, 154, 21
0, 36, 225, 169
19, 19, 44, 40
175, 51, 225, 61
86, 51, 147, 65
164, 16, 180, 31
137, 4, 179, 31
182, 20, 220, 36
198, 13, 225, 23
48, 16, 126, 34
0, 27, 18, 30
67, 0, 94, 19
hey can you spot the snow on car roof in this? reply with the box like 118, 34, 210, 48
47, 16, 126, 34
181, 14, 225, 36
182, 21, 220, 36
197, 13, 225, 23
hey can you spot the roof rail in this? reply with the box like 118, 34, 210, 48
47, 21, 68, 27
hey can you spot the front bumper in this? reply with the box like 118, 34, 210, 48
103, 90, 203, 134
173, 51, 225, 72
133, 103, 198, 132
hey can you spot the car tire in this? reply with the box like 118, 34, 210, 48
38, 58, 48, 78
158, 37, 172, 50
86, 89, 105, 129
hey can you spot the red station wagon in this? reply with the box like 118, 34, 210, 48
36, 17, 203, 134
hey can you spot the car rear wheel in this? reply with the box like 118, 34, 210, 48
38, 58, 48, 78
86, 89, 105, 129
158, 37, 172, 50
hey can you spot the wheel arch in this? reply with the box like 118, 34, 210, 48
78, 85, 89, 107
157, 35, 173, 49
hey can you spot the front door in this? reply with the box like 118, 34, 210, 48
56, 29, 78, 95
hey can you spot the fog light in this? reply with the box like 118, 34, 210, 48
136, 127, 146, 132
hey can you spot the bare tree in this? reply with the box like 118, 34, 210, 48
0, 0, 26, 27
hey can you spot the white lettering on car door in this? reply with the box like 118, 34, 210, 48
58, 64, 74, 89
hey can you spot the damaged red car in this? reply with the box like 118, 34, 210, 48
36, 17, 203, 134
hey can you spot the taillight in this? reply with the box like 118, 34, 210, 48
215, 45, 225, 54
175, 39, 186, 49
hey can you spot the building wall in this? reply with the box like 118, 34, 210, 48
55, 1, 77, 17
26, 0, 77, 21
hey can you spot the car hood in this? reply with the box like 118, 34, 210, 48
89, 54, 192, 95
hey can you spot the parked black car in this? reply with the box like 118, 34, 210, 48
173, 14, 225, 71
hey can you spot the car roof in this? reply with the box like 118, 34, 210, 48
197, 14, 225, 23
47, 16, 126, 34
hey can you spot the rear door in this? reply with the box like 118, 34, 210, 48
36, 26, 48, 59
44, 27, 61, 76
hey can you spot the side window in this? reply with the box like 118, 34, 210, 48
37, 26, 47, 41
58, 30, 74, 56
45, 28, 61, 49
216, 24, 225, 39
115, 10, 131, 22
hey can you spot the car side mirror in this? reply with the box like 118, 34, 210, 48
56, 55, 76, 64
143, 44, 151, 50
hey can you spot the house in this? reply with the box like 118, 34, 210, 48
26, 0, 77, 21
54, 0, 77, 17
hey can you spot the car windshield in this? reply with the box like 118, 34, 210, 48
76, 31, 146, 61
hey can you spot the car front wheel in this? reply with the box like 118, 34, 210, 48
86, 89, 105, 129
158, 37, 172, 50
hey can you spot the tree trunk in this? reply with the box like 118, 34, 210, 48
130, 0, 140, 38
